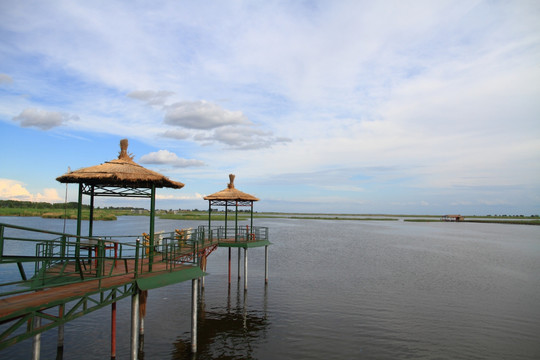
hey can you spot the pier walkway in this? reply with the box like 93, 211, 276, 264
0, 222, 269, 351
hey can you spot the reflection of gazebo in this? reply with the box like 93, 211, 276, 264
204, 174, 269, 288
56, 139, 184, 269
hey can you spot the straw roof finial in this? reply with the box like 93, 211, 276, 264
118, 139, 134, 161
228, 174, 235, 189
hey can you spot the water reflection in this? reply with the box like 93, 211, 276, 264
172, 283, 269, 360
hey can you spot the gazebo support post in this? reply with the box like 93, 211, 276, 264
225, 203, 228, 240
235, 201, 238, 241
250, 201, 254, 234
236, 201, 241, 280
89, 185, 95, 238
208, 202, 212, 239
149, 185, 156, 272
75, 183, 83, 271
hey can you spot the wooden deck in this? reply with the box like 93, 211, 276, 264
0, 256, 194, 323
0, 237, 259, 325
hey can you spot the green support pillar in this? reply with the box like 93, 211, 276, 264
225, 203, 228, 240
76, 183, 83, 260
208, 201, 212, 239
149, 185, 156, 272
235, 201, 238, 242
76, 183, 83, 238
250, 201, 254, 232
89, 185, 95, 238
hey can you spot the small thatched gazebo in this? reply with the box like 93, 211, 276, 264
203, 174, 259, 238
56, 139, 184, 268
204, 174, 268, 286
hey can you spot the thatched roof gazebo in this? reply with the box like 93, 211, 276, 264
203, 174, 269, 287
56, 139, 184, 268
203, 174, 258, 240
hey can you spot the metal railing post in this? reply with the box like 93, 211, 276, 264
134, 238, 140, 278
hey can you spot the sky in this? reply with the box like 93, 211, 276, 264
1, 0, 539, 215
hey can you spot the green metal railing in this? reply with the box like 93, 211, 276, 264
200, 225, 269, 243
0, 223, 201, 299
0, 223, 269, 299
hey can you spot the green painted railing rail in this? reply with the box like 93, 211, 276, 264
0, 223, 268, 299
0, 223, 201, 299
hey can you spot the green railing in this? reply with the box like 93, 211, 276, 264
201, 225, 269, 242
0, 223, 200, 299
0, 223, 268, 299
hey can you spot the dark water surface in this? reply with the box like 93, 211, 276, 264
1, 217, 539, 359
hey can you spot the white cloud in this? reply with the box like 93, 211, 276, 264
164, 101, 249, 130
0, 179, 62, 202
13, 108, 79, 130
0, 73, 13, 84
139, 150, 205, 168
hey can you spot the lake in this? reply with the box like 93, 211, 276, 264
1, 216, 539, 359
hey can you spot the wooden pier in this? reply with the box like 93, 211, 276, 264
0, 140, 270, 359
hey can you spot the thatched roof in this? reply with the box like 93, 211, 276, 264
204, 174, 259, 202
56, 139, 184, 189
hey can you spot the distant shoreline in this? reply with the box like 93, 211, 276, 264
1, 208, 539, 225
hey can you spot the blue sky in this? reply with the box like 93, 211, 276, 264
1, 1, 539, 215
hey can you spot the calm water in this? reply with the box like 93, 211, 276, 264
1, 216, 539, 359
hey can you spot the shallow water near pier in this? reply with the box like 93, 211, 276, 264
1, 216, 539, 359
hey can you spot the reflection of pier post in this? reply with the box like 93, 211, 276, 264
130, 290, 140, 360
191, 278, 198, 353
57, 305, 64, 360
111, 292, 117, 360
243, 288, 248, 329
263, 283, 268, 320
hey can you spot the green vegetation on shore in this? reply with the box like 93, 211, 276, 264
1, 200, 538, 225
